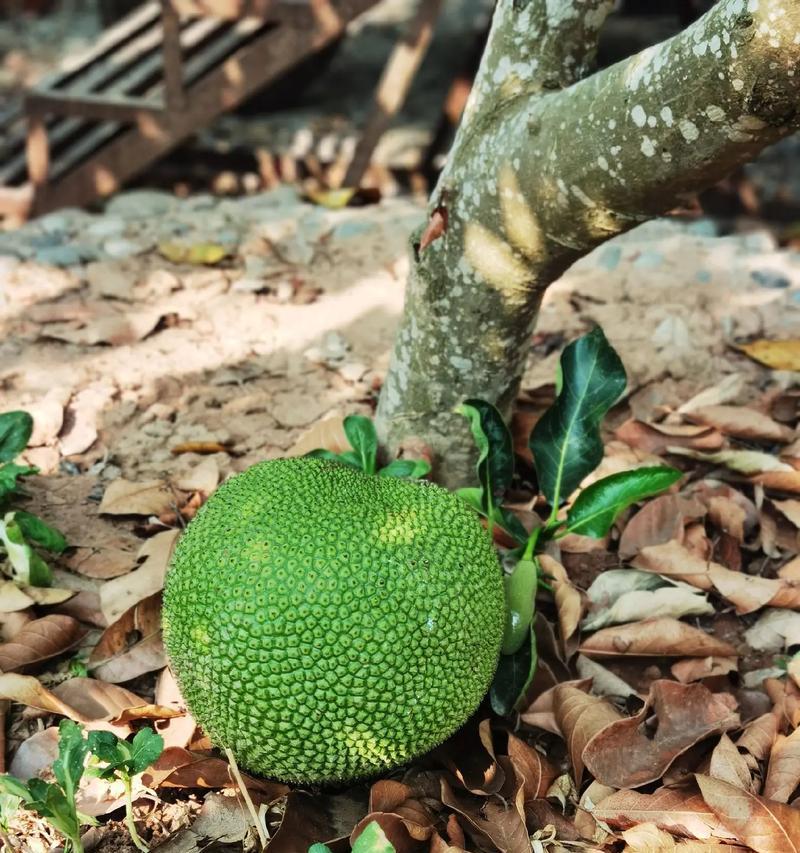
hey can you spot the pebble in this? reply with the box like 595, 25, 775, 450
105, 190, 176, 218
85, 217, 127, 238
751, 269, 790, 289
33, 245, 84, 267
102, 237, 148, 259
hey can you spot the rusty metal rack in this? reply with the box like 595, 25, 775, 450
0, 0, 394, 218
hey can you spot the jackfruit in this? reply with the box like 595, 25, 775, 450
162, 457, 505, 782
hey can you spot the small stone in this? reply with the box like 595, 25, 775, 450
751, 269, 790, 289
106, 190, 176, 218
34, 245, 83, 267
102, 237, 147, 259
338, 362, 368, 383
85, 217, 127, 238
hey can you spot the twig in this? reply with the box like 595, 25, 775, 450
224, 747, 267, 849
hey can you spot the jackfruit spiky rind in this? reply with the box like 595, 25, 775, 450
162, 457, 505, 782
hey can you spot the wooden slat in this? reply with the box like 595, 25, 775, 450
161, 0, 188, 110
27, 92, 164, 121
41, 17, 264, 186
32, 0, 377, 214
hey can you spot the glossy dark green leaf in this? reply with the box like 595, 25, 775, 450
0, 775, 31, 803
14, 511, 67, 553
308, 845, 332, 853
455, 488, 528, 545
343, 415, 378, 476
458, 399, 514, 509
530, 328, 626, 507
305, 448, 362, 471
129, 728, 165, 775
0, 463, 38, 498
377, 458, 431, 479
501, 558, 538, 655
352, 821, 396, 853
566, 466, 683, 538
490, 626, 537, 716
0, 518, 53, 587
87, 731, 123, 766
0, 412, 33, 463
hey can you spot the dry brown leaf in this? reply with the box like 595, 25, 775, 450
287, 414, 349, 457
98, 478, 175, 516
763, 727, 800, 803
696, 773, 800, 852
506, 733, 557, 801
619, 495, 706, 559
616, 419, 724, 454
552, 683, 623, 784
266, 790, 371, 853
671, 656, 738, 683
738, 713, 780, 763
752, 470, 800, 495
89, 590, 164, 683
736, 339, 800, 372
538, 554, 582, 648
0, 582, 37, 613
685, 406, 794, 443
440, 777, 529, 853
519, 677, 593, 735
52, 677, 145, 721
670, 447, 794, 475
620, 823, 737, 851
44, 309, 164, 346
352, 779, 435, 851
774, 499, 800, 530
170, 441, 230, 455
592, 786, 736, 840
9, 727, 59, 778
709, 733, 754, 792
100, 529, 179, 624
436, 718, 505, 795
631, 540, 714, 589
579, 618, 737, 658
172, 457, 220, 494
0, 673, 92, 721
0, 614, 87, 673
154, 667, 197, 750
780, 557, 800, 581
707, 496, 748, 542
583, 681, 739, 788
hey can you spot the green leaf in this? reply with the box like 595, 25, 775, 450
530, 327, 626, 508
129, 728, 164, 775
377, 458, 431, 479
14, 511, 67, 553
87, 730, 124, 766
457, 399, 514, 510
455, 488, 528, 545
490, 626, 537, 716
0, 412, 33, 463
352, 820, 396, 853
0, 463, 38, 498
308, 845, 333, 853
0, 790, 23, 831
566, 466, 682, 538
53, 720, 88, 802
343, 416, 378, 476
0, 774, 32, 803
501, 558, 538, 655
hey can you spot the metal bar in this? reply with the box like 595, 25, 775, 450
161, 0, 187, 111
26, 92, 164, 121
342, 0, 445, 188
32, 0, 377, 214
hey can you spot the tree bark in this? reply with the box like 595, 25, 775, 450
375, 0, 800, 486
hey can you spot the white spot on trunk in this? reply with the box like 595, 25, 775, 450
631, 105, 647, 127
640, 137, 656, 157
679, 119, 699, 141
732, 78, 745, 91
706, 104, 726, 122
660, 106, 674, 126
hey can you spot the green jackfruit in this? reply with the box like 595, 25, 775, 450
162, 457, 505, 783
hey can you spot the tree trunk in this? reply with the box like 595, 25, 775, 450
375, 0, 800, 486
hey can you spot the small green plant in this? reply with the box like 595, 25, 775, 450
458, 327, 682, 714
0, 720, 95, 853
307, 414, 430, 479
309, 819, 395, 853
0, 410, 67, 587
87, 728, 165, 852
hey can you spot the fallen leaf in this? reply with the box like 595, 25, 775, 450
0, 581, 37, 613
618, 495, 706, 559
506, 733, 557, 801
266, 789, 369, 853
552, 683, 623, 784
45, 310, 164, 346
669, 447, 794, 475
671, 656, 738, 683
154, 667, 197, 750
0, 614, 87, 672
764, 727, 800, 803
172, 457, 220, 494
736, 339, 800, 372
100, 529, 179, 624
0, 673, 92, 721
142, 746, 285, 796
287, 414, 350, 457
592, 786, 736, 840
52, 677, 145, 721
436, 718, 505, 795
579, 618, 737, 658
575, 654, 636, 698
98, 478, 176, 516
678, 374, 748, 413
88, 591, 165, 683
620, 822, 733, 851
631, 540, 714, 589
304, 187, 356, 209
538, 554, 582, 648
774, 499, 800, 530
158, 241, 229, 265
616, 419, 724, 454
582, 587, 713, 632
707, 496, 749, 542
583, 681, 739, 788
738, 713, 779, 764
696, 773, 800, 852
685, 406, 794, 443
752, 470, 800, 495
744, 609, 800, 652
709, 733, 754, 792
352, 779, 435, 851
170, 441, 230, 455
440, 777, 528, 853
780, 557, 800, 581
9, 727, 59, 778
